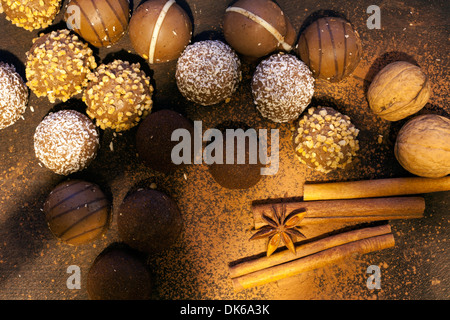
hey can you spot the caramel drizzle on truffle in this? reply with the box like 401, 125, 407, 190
226, 6, 292, 52
71, 0, 105, 46
148, 0, 176, 63
324, 17, 339, 81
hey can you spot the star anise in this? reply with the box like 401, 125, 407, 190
250, 204, 307, 257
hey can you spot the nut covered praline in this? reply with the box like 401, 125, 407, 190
26, 29, 97, 103
83, 60, 154, 132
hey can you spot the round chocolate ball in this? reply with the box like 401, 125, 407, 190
297, 16, 362, 82
223, 0, 295, 58
2, 0, 62, 31
128, 0, 192, 64
64, 0, 130, 48
252, 53, 314, 123
87, 245, 152, 300
26, 29, 97, 103
34, 110, 100, 175
176, 40, 242, 106
293, 106, 360, 173
208, 129, 263, 189
43, 180, 111, 245
118, 188, 182, 254
136, 109, 194, 174
0, 62, 29, 130
83, 60, 154, 132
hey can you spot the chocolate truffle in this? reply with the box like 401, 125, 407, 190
34, 110, 100, 175
223, 0, 295, 58
297, 16, 362, 82
176, 40, 242, 106
0, 62, 29, 130
252, 53, 314, 123
208, 129, 263, 189
87, 245, 152, 300
64, 0, 130, 48
136, 109, 194, 174
26, 29, 97, 103
1, 0, 62, 31
128, 0, 192, 64
43, 179, 110, 245
118, 188, 182, 254
293, 106, 360, 173
83, 60, 154, 132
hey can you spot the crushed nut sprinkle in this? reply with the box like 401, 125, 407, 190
2, 0, 62, 31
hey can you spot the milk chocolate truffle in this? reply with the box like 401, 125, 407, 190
176, 40, 242, 106
297, 16, 362, 82
1, 0, 62, 31
64, 0, 130, 48
118, 188, 182, 254
83, 60, 153, 132
293, 106, 360, 173
34, 110, 99, 175
223, 0, 295, 58
0, 62, 29, 130
252, 53, 314, 123
136, 109, 194, 174
128, 0, 192, 64
87, 245, 152, 300
26, 29, 97, 103
43, 180, 110, 245
208, 129, 263, 189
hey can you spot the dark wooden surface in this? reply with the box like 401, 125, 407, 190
0, 0, 448, 300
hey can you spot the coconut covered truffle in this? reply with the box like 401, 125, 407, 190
0, 62, 29, 130
293, 106, 360, 173
26, 29, 97, 103
176, 40, 242, 106
252, 53, 314, 123
1, 0, 62, 31
34, 110, 99, 175
83, 60, 154, 132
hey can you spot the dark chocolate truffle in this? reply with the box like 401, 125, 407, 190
136, 109, 194, 174
293, 106, 360, 173
208, 129, 263, 189
83, 59, 154, 132
252, 53, 314, 123
87, 245, 152, 300
176, 40, 242, 106
25, 29, 97, 103
223, 0, 295, 58
118, 188, 182, 254
297, 16, 362, 82
1, 0, 62, 31
64, 0, 130, 48
34, 110, 100, 175
128, 0, 192, 64
43, 179, 110, 245
0, 62, 29, 130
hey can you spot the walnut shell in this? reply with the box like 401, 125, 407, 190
394, 114, 450, 178
368, 61, 431, 121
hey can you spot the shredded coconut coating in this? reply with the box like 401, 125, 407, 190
2, 0, 62, 31
34, 110, 100, 175
252, 53, 314, 123
176, 40, 242, 106
0, 62, 29, 130
26, 29, 97, 103
83, 60, 154, 132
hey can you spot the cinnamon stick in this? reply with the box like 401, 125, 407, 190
229, 224, 391, 279
231, 233, 395, 292
303, 176, 450, 201
252, 197, 424, 229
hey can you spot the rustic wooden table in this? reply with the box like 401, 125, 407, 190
0, 0, 448, 300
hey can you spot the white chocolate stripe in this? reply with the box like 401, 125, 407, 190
148, 0, 176, 63
226, 6, 292, 51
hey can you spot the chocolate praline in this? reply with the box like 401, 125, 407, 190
43, 179, 111, 245
118, 188, 182, 254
